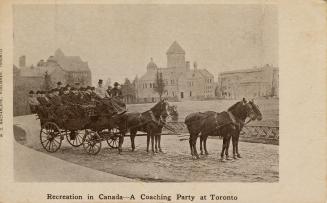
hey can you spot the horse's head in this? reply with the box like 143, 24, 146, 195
151, 99, 170, 120
228, 98, 257, 121
249, 99, 263, 121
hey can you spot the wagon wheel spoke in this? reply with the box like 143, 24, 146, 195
66, 130, 85, 147
88, 145, 93, 154
48, 141, 52, 151
52, 140, 58, 149
40, 122, 62, 153
51, 141, 56, 152
44, 140, 50, 149
76, 134, 82, 143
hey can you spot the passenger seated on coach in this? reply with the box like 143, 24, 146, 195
61, 87, 71, 105
37, 90, 50, 107
28, 90, 39, 114
82, 86, 95, 104
69, 87, 83, 105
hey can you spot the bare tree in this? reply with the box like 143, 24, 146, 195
43, 71, 52, 90
154, 71, 165, 100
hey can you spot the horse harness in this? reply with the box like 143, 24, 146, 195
213, 111, 250, 131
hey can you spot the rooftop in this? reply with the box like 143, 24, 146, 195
166, 41, 185, 55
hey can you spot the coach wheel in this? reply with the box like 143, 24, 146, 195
40, 122, 63, 153
66, 130, 86, 147
106, 128, 121, 149
83, 130, 102, 155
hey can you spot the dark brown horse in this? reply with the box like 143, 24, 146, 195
198, 99, 262, 159
185, 98, 260, 160
114, 99, 170, 153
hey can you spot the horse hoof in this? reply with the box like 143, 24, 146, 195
205, 152, 209, 156
233, 156, 237, 159
237, 154, 242, 158
226, 157, 232, 160
220, 158, 225, 162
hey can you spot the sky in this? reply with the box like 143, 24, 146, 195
13, 4, 278, 85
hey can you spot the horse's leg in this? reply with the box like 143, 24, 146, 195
192, 135, 200, 159
130, 130, 136, 151
151, 134, 155, 153
220, 137, 226, 161
200, 136, 203, 155
189, 134, 194, 157
236, 131, 242, 158
232, 132, 237, 159
204, 136, 209, 155
146, 134, 150, 153
158, 134, 162, 152
118, 133, 125, 154
154, 134, 158, 153
118, 132, 124, 154
225, 134, 232, 160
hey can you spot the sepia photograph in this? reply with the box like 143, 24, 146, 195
12, 4, 279, 183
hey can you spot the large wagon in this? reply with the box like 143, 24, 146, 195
38, 102, 123, 155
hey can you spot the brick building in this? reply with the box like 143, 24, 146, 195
136, 41, 215, 102
217, 64, 279, 99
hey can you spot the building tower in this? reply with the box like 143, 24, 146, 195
146, 57, 158, 72
166, 41, 186, 69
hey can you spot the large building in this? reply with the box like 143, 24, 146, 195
136, 41, 215, 102
14, 49, 92, 116
19, 49, 91, 87
217, 64, 279, 99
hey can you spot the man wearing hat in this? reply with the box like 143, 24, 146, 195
105, 85, 112, 98
28, 90, 39, 113
111, 82, 123, 98
56, 81, 62, 89
110, 82, 126, 113
95, 79, 106, 99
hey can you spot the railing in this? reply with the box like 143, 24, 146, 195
241, 125, 279, 140
128, 122, 279, 145
163, 122, 279, 144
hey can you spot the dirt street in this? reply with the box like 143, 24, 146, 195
15, 115, 278, 182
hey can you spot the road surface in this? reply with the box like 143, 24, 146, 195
14, 115, 278, 182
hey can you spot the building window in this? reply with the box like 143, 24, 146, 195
150, 83, 152, 88
190, 91, 192, 97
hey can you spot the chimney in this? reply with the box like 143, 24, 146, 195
193, 61, 197, 70
186, 61, 190, 70
19, 55, 26, 67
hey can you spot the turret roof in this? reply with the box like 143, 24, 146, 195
166, 41, 185, 54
